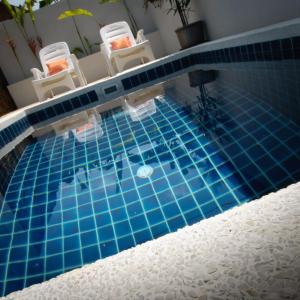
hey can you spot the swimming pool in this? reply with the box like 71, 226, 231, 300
0, 76, 300, 296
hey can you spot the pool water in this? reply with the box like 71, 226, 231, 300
1, 82, 300, 296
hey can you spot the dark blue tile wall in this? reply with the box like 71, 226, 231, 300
0, 91, 99, 151
0, 118, 30, 150
0, 136, 34, 197
216, 65, 300, 124
122, 36, 300, 91
27, 90, 99, 127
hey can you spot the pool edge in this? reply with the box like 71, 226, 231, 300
3, 181, 300, 299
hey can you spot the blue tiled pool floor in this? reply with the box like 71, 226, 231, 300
1, 82, 300, 296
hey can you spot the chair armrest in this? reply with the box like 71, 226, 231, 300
31, 68, 44, 80
70, 53, 79, 65
136, 29, 146, 44
101, 43, 113, 59
70, 54, 87, 86
70, 54, 81, 76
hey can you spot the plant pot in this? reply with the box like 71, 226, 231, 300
188, 70, 217, 86
175, 20, 207, 50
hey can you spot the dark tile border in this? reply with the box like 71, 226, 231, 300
27, 90, 99, 126
122, 36, 300, 91
0, 136, 34, 197
0, 117, 30, 149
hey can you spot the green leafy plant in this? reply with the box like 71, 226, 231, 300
144, 0, 191, 27
99, 0, 138, 35
1, 23, 26, 78
34, 0, 95, 55
57, 8, 93, 20
83, 36, 100, 54
57, 2, 107, 56
1, 0, 43, 58
71, 37, 100, 58
71, 46, 84, 57
57, 0, 94, 56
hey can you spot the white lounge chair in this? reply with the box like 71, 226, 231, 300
100, 21, 155, 75
72, 111, 103, 143
31, 42, 87, 101
124, 84, 165, 121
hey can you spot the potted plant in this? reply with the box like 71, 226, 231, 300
145, 0, 216, 113
144, 0, 207, 49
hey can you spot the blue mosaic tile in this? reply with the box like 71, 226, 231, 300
1, 82, 300, 297
163, 62, 174, 75
62, 100, 73, 112
82, 245, 100, 263
71, 97, 81, 109
87, 91, 98, 103
130, 75, 140, 87
155, 66, 165, 78
184, 209, 203, 225
147, 68, 158, 81
150, 223, 169, 239
117, 235, 135, 251
53, 103, 65, 116
100, 240, 117, 258
4, 279, 24, 296
64, 250, 81, 269
121, 78, 132, 90
138, 72, 148, 84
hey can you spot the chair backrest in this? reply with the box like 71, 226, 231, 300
39, 42, 74, 76
100, 21, 136, 53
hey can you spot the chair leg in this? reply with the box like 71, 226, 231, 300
145, 45, 155, 61
76, 68, 87, 86
77, 72, 87, 87
114, 58, 125, 73
107, 57, 116, 76
112, 44, 155, 74
71, 53, 87, 86
33, 74, 76, 102
33, 85, 47, 102
64, 74, 76, 90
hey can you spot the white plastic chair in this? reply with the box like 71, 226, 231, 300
123, 84, 164, 121
72, 111, 103, 143
31, 42, 87, 101
100, 21, 155, 75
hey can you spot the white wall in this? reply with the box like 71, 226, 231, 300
0, 0, 157, 84
125, 0, 157, 34
195, 0, 300, 40
142, 0, 300, 53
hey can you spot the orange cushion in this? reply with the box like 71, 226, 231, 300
76, 123, 93, 134
47, 59, 68, 76
110, 36, 132, 50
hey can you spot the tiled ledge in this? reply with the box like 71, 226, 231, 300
3, 182, 300, 299
192, 17, 300, 52
1, 17, 300, 160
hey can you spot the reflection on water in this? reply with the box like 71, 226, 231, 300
1, 78, 300, 296
59, 119, 211, 199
